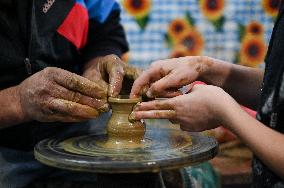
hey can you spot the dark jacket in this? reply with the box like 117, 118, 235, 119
0, 0, 128, 89
0, 0, 128, 150
254, 1, 284, 187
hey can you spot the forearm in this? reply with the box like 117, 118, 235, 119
200, 57, 264, 110
223, 102, 284, 178
0, 86, 27, 128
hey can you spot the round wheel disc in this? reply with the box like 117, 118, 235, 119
34, 128, 218, 173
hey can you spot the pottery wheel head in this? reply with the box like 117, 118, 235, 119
34, 128, 218, 173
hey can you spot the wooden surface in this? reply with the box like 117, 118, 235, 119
210, 140, 252, 187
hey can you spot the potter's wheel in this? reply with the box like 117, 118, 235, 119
34, 128, 218, 173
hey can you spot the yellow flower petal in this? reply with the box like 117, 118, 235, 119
123, 0, 151, 18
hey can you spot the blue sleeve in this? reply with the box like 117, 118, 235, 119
84, 0, 120, 23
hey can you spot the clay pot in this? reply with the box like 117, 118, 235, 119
106, 95, 145, 149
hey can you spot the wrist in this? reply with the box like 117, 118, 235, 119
198, 56, 232, 87
13, 86, 30, 123
218, 96, 245, 131
0, 86, 30, 127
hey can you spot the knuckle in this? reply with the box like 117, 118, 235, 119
151, 83, 159, 91
168, 101, 175, 110
98, 103, 110, 113
150, 61, 158, 67
43, 67, 55, 75
153, 111, 161, 118
41, 98, 57, 115
40, 84, 51, 95
70, 91, 82, 102
66, 73, 78, 88
108, 54, 119, 60
166, 74, 176, 83
117, 66, 125, 75
151, 60, 162, 68
36, 81, 53, 96
198, 56, 205, 63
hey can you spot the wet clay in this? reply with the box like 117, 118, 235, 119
104, 95, 146, 149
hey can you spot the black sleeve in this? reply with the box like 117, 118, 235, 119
81, 9, 129, 63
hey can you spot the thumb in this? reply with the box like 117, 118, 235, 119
107, 62, 125, 97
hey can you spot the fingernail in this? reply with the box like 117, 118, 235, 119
146, 90, 153, 98
128, 112, 136, 122
133, 102, 141, 111
98, 103, 110, 113
88, 109, 99, 117
141, 87, 148, 95
108, 89, 115, 97
109, 85, 120, 97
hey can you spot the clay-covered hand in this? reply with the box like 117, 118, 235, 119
130, 84, 237, 132
83, 54, 142, 97
130, 56, 213, 98
17, 67, 108, 122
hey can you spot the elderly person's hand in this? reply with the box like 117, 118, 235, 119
130, 84, 239, 132
83, 54, 142, 97
130, 56, 214, 98
17, 67, 108, 122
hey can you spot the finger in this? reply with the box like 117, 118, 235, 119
49, 115, 89, 123
51, 84, 109, 113
130, 68, 162, 98
130, 110, 176, 120
169, 119, 180, 125
133, 99, 174, 111
180, 124, 197, 132
154, 89, 183, 98
48, 98, 99, 119
50, 68, 107, 99
185, 82, 206, 94
108, 63, 125, 97
124, 65, 143, 80
141, 85, 149, 96
190, 83, 205, 91
83, 69, 109, 90
147, 73, 189, 98
183, 83, 194, 94
180, 124, 191, 132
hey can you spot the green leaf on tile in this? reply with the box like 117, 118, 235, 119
135, 15, 149, 30
238, 23, 245, 41
185, 11, 195, 26
164, 33, 173, 47
212, 16, 225, 32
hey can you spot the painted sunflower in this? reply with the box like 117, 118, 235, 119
262, 0, 281, 17
168, 18, 191, 43
122, 0, 151, 18
246, 21, 264, 36
170, 45, 188, 58
200, 0, 225, 21
176, 29, 204, 56
240, 36, 266, 67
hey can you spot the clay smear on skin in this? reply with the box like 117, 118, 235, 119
153, 100, 176, 118
195, 57, 213, 73
159, 67, 172, 78
66, 75, 107, 98
152, 110, 176, 119
154, 100, 174, 110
